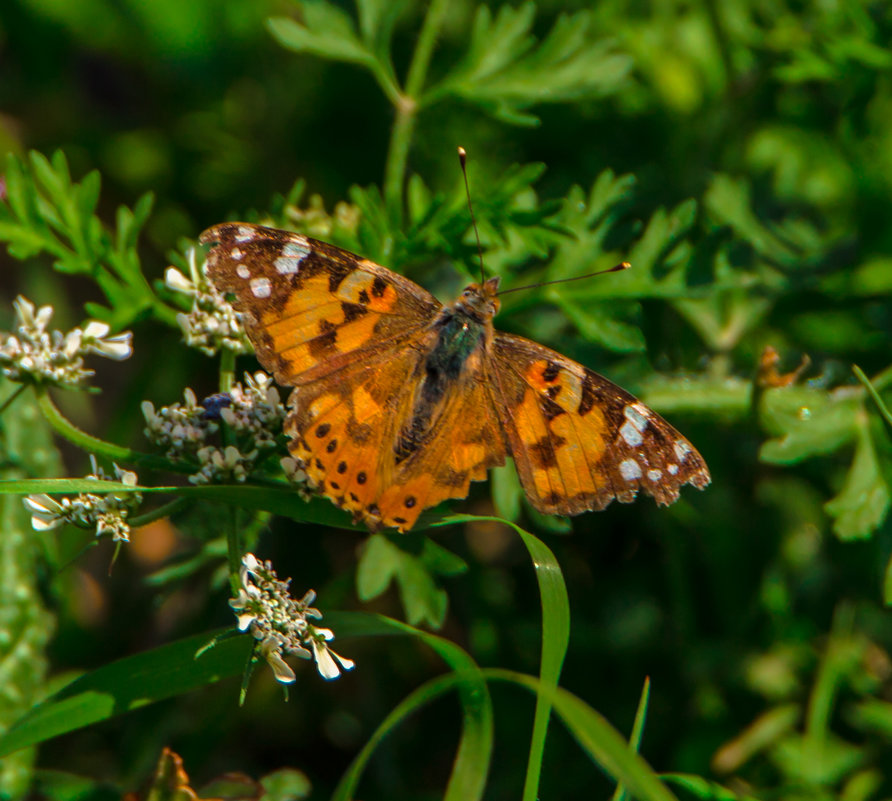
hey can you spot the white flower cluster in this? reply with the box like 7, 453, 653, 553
0, 296, 132, 387
230, 553, 355, 683
142, 372, 289, 485
142, 387, 214, 460
24, 457, 142, 542
165, 247, 250, 356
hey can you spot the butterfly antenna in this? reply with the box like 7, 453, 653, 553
497, 262, 631, 296
458, 147, 486, 284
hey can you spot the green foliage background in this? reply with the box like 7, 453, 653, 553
2, 1, 892, 800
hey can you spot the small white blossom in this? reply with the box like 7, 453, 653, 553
23, 457, 141, 542
167, 247, 250, 356
190, 444, 257, 485
143, 372, 288, 486
229, 553, 354, 683
142, 387, 216, 460
0, 296, 132, 387
23, 494, 68, 530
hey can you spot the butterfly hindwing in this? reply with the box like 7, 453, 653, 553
288, 326, 506, 531
201, 223, 441, 385
490, 333, 711, 515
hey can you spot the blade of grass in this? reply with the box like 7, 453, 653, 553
434, 514, 569, 801
611, 676, 652, 801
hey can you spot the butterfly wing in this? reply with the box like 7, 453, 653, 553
203, 223, 505, 532
290, 332, 506, 532
201, 223, 441, 385
489, 333, 710, 515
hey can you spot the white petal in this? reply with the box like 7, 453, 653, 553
331, 649, 355, 672
265, 651, 296, 684
311, 639, 342, 680
82, 320, 110, 339
90, 333, 132, 360
235, 613, 255, 631
165, 267, 194, 293
23, 494, 64, 515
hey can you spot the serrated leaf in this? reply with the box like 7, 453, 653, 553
355, 0, 410, 62
557, 296, 646, 352
418, 539, 467, 577
824, 411, 891, 540
356, 533, 400, 600
268, 8, 371, 66
760, 386, 861, 464
427, 5, 631, 124
355, 534, 449, 627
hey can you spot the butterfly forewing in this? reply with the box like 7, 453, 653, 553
201, 223, 440, 385
490, 333, 710, 515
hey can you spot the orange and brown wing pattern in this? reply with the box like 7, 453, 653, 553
489, 333, 710, 515
288, 335, 506, 532
201, 223, 441, 385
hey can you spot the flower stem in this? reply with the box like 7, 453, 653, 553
35, 388, 195, 474
227, 507, 244, 595
383, 0, 449, 225
219, 348, 236, 393
129, 496, 191, 529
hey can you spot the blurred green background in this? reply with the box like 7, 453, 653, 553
2, 1, 892, 800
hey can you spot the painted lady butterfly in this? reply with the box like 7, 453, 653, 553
202, 223, 710, 532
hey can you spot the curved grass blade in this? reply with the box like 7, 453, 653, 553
433, 514, 569, 801
611, 676, 652, 801
487, 669, 678, 801
325, 612, 492, 801
0, 629, 252, 758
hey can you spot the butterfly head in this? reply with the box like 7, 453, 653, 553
455, 276, 501, 321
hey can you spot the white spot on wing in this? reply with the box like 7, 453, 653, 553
623, 404, 649, 432
283, 239, 311, 257
619, 458, 642, 481
236, 265, 250, 279
250, 277, 271, 298
275, 240, 312, 274
235, 226, 255, 242
667, 463, 679, 475
647, 468, 662, 482
620, 421, 643, 448
230, 247, 243, 260
674, 440, 692, 462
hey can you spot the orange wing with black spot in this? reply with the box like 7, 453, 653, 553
287, 330, 506, 531
201, 223, 440, 386
489, 333, 711, 515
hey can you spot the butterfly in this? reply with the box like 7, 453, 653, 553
201, 223, 710, 532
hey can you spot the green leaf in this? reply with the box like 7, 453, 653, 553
612, 677, 651, 801
488, 670, 679, 801
268, 6, 372, 66
355, 0, 410, 63
260, 768, 312, 801
356, 534, 450, 628
491, 459, 522, 522
557, 297, 645, 352
0, 629, 253, 758
356, 533, 400, 600
435, 515, 569, 801
824, 410, 891, 540
321, 613, 492, 801
426, 5, 632, 125
760, 386, 861, 465
661, 773, 759, 800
